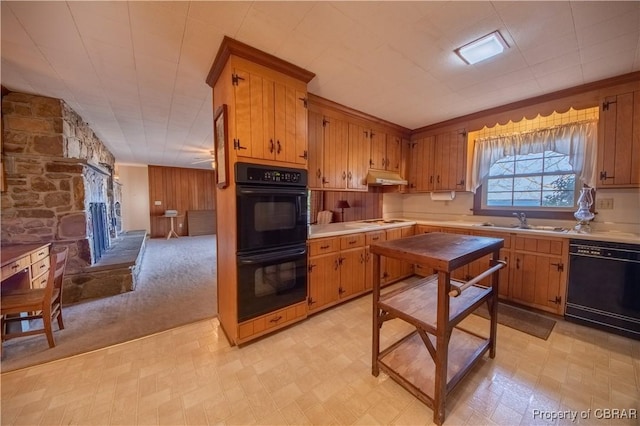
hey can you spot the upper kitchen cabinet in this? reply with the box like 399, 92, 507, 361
406, 129, 466, 192
307, 110, 325, 189
206, 37, 315, 169
347, 122, 371, 190
322, 114, 349, 189
370, 130, 402, 172
598, 90, 640, 188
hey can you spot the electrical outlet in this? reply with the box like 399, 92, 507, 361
178, 223, 182, 227
596, 198, 614, 210
154, 200, 162, 206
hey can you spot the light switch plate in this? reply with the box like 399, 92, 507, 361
596, 198, 614, 210
154, 200, 162, 206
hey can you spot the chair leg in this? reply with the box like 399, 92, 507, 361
43, 312, 56, 348
57, 311, 64, 330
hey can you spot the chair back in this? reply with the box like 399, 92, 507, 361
43, 247, 68, 302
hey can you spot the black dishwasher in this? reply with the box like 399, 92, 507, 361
566, 239, 640, 340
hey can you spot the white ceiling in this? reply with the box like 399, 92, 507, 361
2, 1, 639, 170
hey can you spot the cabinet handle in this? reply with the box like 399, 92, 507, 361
11, 264, 19, 270
551, 262, 564, 272
369, 159, 374, 166
348, 240, 356, 245
342, 171, 346, 180
316, 169, 321, 178
347, 171, 352, 180
339, 287, 346, 295
548, 296, 562, 305
360, 253, 365, 263
320, 245, 330, 249
308, 297, 316, 306
308, 264, 316, 272
436, 175, 440, 184
276, 140, 282, 154
429, 176, 433, 184
372, 237, 379, 241
322, 177, 328, 184
338, 256, 345, 265
299, 150, 308, 160
599, 171, 614, 181
457, 179, 465, 186
516, 258, 520, 270
269, 139, 274, 153
334, 259, 340, 270
269, 315, 283, 323
40, 264, 46, 269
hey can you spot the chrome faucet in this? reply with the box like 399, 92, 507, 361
513, 212, 530, 229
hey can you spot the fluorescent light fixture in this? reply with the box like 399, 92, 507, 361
455, 31, 508, 65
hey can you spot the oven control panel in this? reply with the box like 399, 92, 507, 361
248, 168, 301, 183
235, 162, 307, 187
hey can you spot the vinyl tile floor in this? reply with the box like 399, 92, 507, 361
1, 292, 639, 426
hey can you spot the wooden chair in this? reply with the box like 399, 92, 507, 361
1, 247, 69, 348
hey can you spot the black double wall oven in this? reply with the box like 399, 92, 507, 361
235, 163, 308, 322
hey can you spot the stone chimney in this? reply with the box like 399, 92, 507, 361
1, 91, 117, 300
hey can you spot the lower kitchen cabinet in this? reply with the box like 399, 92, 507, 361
365, 230, 386, 290
510, 235, 568, 315
380, 226, 415, 285
308, 234, 367, 313
467, 230, 512, 299
238, 302, 307, 342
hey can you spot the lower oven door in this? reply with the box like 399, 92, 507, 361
237, 244, 308, 322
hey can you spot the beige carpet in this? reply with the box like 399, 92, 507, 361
1, 235, 217, 372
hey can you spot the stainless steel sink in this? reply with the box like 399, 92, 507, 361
474, 223, 569, 232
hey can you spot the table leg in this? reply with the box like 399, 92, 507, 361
166, 217, 179, 239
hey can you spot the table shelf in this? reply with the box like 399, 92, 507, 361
370, 232, 504, 425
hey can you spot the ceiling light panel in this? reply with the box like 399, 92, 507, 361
456, 31, 509, 64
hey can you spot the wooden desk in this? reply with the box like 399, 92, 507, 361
370, 233, 504, 425
2, 243, 51, 290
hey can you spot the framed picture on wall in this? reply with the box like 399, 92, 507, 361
214, 104, 229, 189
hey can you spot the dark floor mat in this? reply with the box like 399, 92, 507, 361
473, 302, 556, 340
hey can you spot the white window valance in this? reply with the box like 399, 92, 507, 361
470, 120, 598, 193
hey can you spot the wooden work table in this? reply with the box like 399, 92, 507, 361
370, 232, 505, 425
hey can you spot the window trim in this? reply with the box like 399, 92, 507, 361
472, 184, 595, 220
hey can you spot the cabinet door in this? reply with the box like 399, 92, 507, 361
598, 91, 640, 187
347, 122, 370, 190
369, 129, 387, 170
433, 130, 466, 191
339, 247, 366, 298
233, 68, 265, 159
307, 110, 324, 189
510, 236, 567, 314
381, 228, 404, 285
386, 134, 402, 172
308, 253, 340, 313
411, 136, 435, 192
274, 84, 307, 165
322, 116, 349, 189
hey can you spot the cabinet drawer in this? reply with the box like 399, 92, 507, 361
309, 238, 339, 256
31, 257, 50, 279
366, 231, 386, 245
514, 236, 564, 255
340, 234, 365, 249
238, 302, 307, 340
1, 257, 30, 281
32, 272, 48, 289
30, 247, 50, 264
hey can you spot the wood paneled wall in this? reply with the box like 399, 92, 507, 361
318, 189, 383, 223
148, 166, 216, 238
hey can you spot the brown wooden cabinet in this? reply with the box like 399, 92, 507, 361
407, 129, 467, 192
510, 235, 567, 315
370, 130, 402, 172
307, 234, 367, 313
232, 65, 309, 166
321, 115, 349, 189
307, 110, 325, 189
381, 226, 415, 285
598, 90, 640, 188
347, 122, 370, 190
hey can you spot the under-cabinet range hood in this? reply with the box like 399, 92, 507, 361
366, 170, 408, 186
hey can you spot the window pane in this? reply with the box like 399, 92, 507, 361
520, 152, 544, 160
542, 191, 574, 207
513, 191, 541, 206
515, 158, 543, 174
486, 192, 513, 206
489, 161, 514, 176
487, 177, 513, 192
514, 176, 541, 191
544, 155, 573, 172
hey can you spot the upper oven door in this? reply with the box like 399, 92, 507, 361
236, 185, 308, 252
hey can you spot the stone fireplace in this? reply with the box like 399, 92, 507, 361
1, 91, 139, 303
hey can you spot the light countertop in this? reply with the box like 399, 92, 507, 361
310, 219, 639, 245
